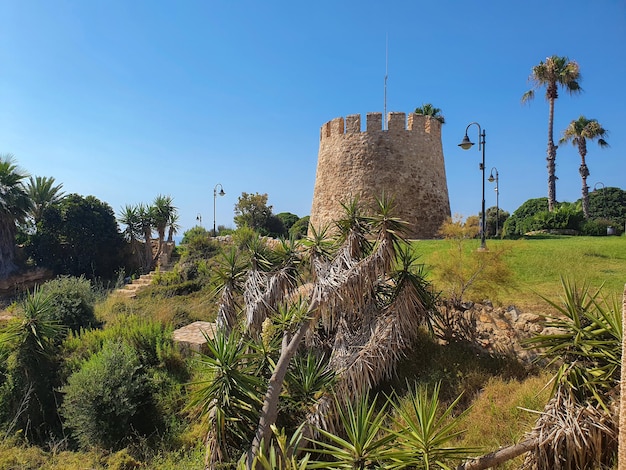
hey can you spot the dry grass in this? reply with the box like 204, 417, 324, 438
457, 372, 553, 469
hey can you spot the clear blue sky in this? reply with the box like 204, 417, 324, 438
2, 1, 625, 236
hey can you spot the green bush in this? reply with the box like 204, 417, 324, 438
61, 340, 159, 450
581, 218, 615, 236
503, 199, 584, 237
39, 276, 98, 333
289, 216, 309, 239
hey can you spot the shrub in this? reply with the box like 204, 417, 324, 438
581, 218, 614, 236
289, 216, 309, 239
61, 340, 158, 450
39, 276, 98, 333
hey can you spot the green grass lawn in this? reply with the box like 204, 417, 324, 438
413, 235, 626, 312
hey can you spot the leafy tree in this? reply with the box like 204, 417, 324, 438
0, 155, 32, 279
522, 55, 582, 211
586, 186, 626, 229
234, 192, 273, 232
276, 212, 300, 233
559, 116, 609, 218
414, 103, 446, 124
28, 194, 125, 279
289, 216, 309, 240
485, 206, 510, 238
502, 198, 549, 237
26, 175, 65, 226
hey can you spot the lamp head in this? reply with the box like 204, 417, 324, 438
218, 189, 226, 197
458, 134, 474, 150
488, 173, 495, 183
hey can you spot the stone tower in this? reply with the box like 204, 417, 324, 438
309, 112, 451, 239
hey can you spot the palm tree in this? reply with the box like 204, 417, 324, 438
118, 204, 144, 268
137, 203, 155, 272
151, 194, 176, 264
414, 103, 445, 124
26, 175, 65, 226
559, 116, 609, 218
167, 210, 181, 243
216, 194, 437, 468
0, 154, 33, 278
522, 55, 582, 212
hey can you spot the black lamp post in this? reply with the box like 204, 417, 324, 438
213, 183, 225, 236
488, 167, 499, 237
458, 122, 487, 250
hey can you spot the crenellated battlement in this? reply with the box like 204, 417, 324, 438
310, 110, 450, 239
320, 112, 442, 140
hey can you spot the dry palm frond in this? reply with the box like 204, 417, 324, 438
522, 385, 617, 470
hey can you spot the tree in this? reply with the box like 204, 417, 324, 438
29, 194, 125, 279
522, 55, 582, 212
414, 103, 445, 124
137, 203, 155, 272
559, 116, 609, 218
234, 192, 273, 233
0, 154, 32, 279
485, 206, 509, 238
276, 212, 300, 233
26, 175, 65, 226
201, 195, 437, 468
151, 194, 177, 263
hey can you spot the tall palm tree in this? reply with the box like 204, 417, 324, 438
522, 55, 582, 212
26, 175, 65, 226
414, 103, 445, 124
151, 194, 176, 264
118, 204, 143, 265
0, 154, 33, 278
167, 210, 181, 243
137, 203, 155, 272
559, 116, 609, 218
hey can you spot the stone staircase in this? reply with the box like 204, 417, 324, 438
113, 264, 174, 299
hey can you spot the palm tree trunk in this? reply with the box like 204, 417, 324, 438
579, 150, 590, 218
619, 284, 626, 470
0, 219, 18, 278
546, 97, 557, 212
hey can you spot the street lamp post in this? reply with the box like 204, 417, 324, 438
458, 122, 487, 250
213, 183, 225, 237
488, 167, 499, 237
196, 213, 202, 226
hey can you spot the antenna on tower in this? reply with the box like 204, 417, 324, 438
384, 33, 388, 130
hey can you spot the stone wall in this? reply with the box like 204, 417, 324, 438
309, 112, 451, 239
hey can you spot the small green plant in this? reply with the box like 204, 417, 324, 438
39, 275, 98, 333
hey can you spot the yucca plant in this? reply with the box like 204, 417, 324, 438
524, 278, 621, 409
385, 382, 478, 470
520, 278, 621, 469
188, 329, 266, 468
307, 392, 394, 469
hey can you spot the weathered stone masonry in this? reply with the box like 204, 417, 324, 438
309, 112, 451, 239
